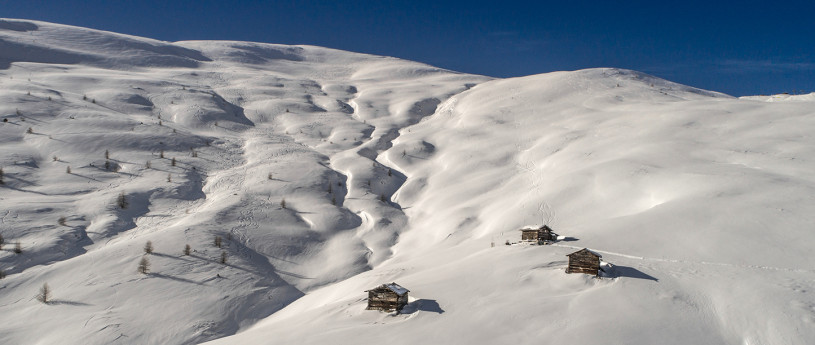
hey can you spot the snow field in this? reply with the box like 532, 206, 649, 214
1, 19, 814, 345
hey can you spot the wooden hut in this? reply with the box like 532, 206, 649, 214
566, 248, 602, 277
365, 282, 409, 312
519, 225, 558, 244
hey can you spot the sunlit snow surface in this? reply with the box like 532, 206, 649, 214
1, 19, 814, 345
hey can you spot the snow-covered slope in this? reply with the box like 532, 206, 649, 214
741, 92, 815, 102
1, 19, 814, 345
211, 69, 815, 345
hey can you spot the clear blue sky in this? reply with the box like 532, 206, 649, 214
3, 0, 813, 96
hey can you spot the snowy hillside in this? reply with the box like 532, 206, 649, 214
1, 19, 814, 345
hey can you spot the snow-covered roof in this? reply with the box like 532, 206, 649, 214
567, 248, 602, 258
519, 224, 554, 231
382, 283, 409, 295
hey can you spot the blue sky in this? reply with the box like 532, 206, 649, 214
3, 0, 813, 96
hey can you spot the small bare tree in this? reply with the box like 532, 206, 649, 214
104, 150, 109, 160
36, 283, 51, 303
144, 241, 153, 254
116, 191, 128, 209
138, 256, 150, 274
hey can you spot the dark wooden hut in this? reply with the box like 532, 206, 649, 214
519, 225, 558, 244
566, 248, 602, 277
365, 282, 409, 312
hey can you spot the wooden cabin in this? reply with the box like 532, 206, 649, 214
366, 282, 409, 312
566, 248, 602, 277
519, 225, 558, 244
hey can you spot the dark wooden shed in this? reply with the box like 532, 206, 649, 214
566, 248, 602, 277
520, 225, 558, 244
365, 282, 409, 312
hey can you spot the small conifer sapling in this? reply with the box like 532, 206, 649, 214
144, 241, 153, 254
138, 256, 150, 274
36, 283, 51, 303
116, 191, 128, 209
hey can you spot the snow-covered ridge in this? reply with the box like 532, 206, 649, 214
1, 19, 814, 345
741, 92, 815, 102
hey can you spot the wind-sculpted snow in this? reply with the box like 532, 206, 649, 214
215, 71, 815, 345
0, 19, 209, 69
0, 19, 488, 344
1, 19, 815, 345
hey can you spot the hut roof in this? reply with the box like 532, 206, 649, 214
519, 224, 554, 231
567, 248, 602, 258
367, 282, 409, 296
